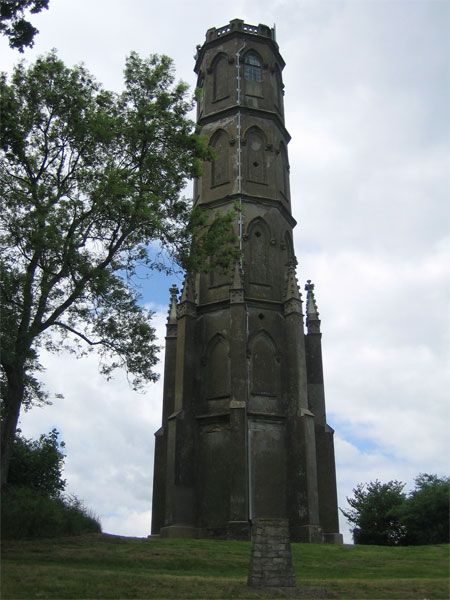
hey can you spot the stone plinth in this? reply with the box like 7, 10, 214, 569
248, 518, 296, 588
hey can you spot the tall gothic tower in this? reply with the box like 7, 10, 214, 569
151, 19, 342, 543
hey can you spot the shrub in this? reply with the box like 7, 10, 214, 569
341, 480, 406, 545
397, 474, 450, 545
8, 429, 66, 497
1, 486, 101, 539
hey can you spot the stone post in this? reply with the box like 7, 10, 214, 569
248, 518, 296, 587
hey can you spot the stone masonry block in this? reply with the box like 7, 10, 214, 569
248, 519, 296, 588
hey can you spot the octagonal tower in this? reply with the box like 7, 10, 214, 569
151, 19, 342, 544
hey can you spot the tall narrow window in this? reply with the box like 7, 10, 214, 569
210, 130, 229, 187
212, 54, 228, 101
246, 128, 266, 184
244, 52, 262, 82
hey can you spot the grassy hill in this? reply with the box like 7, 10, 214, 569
2, 534, 448, 599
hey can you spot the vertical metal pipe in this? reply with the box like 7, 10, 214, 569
236, 43, 245, 256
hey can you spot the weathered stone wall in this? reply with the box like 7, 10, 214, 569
248, 518, 296, 587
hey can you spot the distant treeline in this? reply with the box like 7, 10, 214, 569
342, 475, 450, 545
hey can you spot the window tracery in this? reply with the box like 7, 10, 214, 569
244, 52, 262, 82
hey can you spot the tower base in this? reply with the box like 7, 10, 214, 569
159, 525, 197, 539
323, 532, 344, 544
227, 520, 251, 540
291, 524, 323, 543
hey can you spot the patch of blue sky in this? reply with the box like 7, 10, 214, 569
339, 430, 381, 455
331, 416, 383, 455
118, 242, 186, 307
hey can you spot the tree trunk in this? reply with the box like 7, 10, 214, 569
1, 361, 25, 487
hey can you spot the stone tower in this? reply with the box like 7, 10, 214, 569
151, 19, 342, 544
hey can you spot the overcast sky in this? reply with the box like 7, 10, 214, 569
1, 0, 449, 543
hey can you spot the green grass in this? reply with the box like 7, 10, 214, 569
2, 534, 449, 599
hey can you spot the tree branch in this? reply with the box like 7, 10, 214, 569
53, 321, 105, 346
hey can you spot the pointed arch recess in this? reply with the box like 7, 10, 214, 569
245, 126, 266, 184
211, 53, 229, 101
204, 334, 230, 400
245, 217, 271, 286
210, 129, 230, 187
249, 330, 281, 397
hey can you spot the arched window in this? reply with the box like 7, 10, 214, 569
210, 130, 229, 187
244, 52, 262, 82
212, 53, 229, 101
246, 127, 266, 184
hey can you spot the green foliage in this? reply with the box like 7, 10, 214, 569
343, 474, 450, 546
0, 357, 52, 414
7, 428, 66, 496
396, 474, 450, 545
0, 0, 49, 51
1, 486, 101, 539
0, 50, 237, 484
185, 206, 239, 274
3, 429, 100, 538
0, 50, 234, 391
341, 480, 407, 545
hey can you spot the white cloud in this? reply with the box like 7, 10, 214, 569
4, 1, 449, 541
19, 307, 167, 536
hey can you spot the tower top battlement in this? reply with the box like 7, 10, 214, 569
194, 19, 282, 71
205, 19, 275, 43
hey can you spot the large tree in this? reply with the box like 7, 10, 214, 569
0, 0, 49, 51
0, 51, 235, 485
